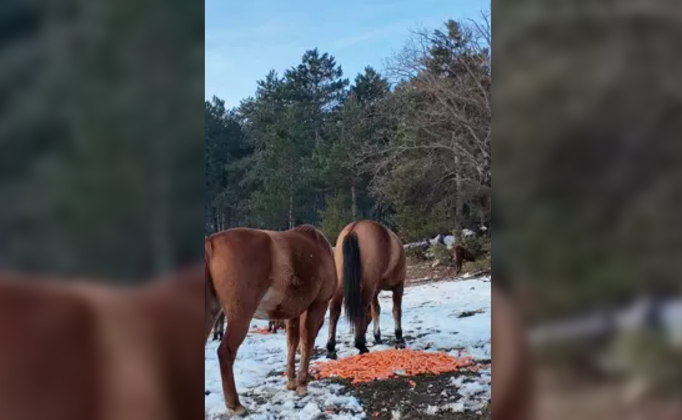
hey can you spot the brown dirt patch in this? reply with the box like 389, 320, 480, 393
326, 372, 490, 420
406, 261, 454, 284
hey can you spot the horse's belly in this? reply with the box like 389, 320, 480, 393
253, 287, 283, 320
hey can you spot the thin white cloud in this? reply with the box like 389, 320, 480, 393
332, 22, 410, 50
206, 18, 299, 50
332, 16, 445, 50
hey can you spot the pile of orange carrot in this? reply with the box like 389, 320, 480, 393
312, 349, 475, 384
250, 327, 272, 334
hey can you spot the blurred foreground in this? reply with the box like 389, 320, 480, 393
496, 1, 682, 419
0, 266, 204, 420
0, 1, 204, 418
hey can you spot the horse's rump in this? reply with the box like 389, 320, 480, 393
336, 220, 406, 329
206, 225, 336, 321
337, 220, 405, 289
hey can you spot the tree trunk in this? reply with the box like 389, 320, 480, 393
455, 153, 463, 228
351, 183, 357, 220
288, 171, 294, 229
225, 207, 231, 231
152, 142, 171, 276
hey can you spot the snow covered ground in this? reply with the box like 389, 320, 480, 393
205, 276, 492, 419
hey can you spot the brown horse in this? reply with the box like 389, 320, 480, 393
452, 244, 477, 275
204, 225, 336, 416
326, 220, 407, 358
0, 266, 205, 420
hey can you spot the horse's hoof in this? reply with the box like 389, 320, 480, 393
295, 385, 308, 396
374, 335, 383, 345
359, 347, 370, 355
205, 390, 210, 396
395, 341, 406, 350
327, 352, 337, 360
286, 380, 297, 391
230, 405, 247, 417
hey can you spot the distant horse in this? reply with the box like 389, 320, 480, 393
268, 319, 286, 333
212, 313, 225, 341
326, 220, 407, 358
0, 265, 205, 420
452, 244, 477, 275
205, 225, 336, 416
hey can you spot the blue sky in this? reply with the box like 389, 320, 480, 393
206, 0, 489, 108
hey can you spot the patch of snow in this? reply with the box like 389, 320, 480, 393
462, 229, 475, 237
403, 234, 456, 249
459, 380, 489, 397
663, 300, 682, 347
377, 277, 491, 354
425, 405, 439, 415
442, 402, 465, 412
449, 374, 491, 411
300, 402, 322, 419
443, 235, 455, 247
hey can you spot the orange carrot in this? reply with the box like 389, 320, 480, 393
311, 349, 478, 384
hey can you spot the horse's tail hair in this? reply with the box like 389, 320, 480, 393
342, 231, 365, 331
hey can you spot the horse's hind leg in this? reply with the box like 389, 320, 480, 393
353, 308, 371, 354
217, 315, 250, 416
326, 287, 343, 359
392, 283, 405, 348
297, 300, 328, 396
285, 317, 300, 391
371, 293, 382, 344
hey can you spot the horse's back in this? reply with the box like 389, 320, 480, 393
273, 226, 336, 299
206, 228, 273, 257
205, 228, 274, 282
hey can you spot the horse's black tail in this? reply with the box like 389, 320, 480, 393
342, 232, 365, 331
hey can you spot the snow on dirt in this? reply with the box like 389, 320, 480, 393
404, 235, 455, 249
205, 276, 491, 419
403, 228, 487, 250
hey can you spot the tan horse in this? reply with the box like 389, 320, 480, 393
268, 319, 286, 333
326, 220, 407, 358
204, 225, 336, 416
212, 312, 225, 341
0, 266, 205, 420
